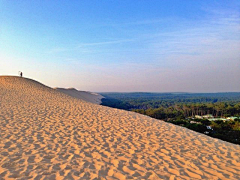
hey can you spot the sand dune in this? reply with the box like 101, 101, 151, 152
55, 88, 104, 104
0, 76, 240, 180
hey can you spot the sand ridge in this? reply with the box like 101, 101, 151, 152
55, 88, 104, 104
0, 76, 240, 179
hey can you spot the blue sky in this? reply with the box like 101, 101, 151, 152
0, 0, 240, 92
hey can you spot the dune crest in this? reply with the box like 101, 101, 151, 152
55, 87, 104, 104
0, 76, 240, 180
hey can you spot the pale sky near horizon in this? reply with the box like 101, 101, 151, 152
0, 0, 240, 92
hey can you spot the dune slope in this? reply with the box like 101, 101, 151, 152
0, 76, 240, 180
55, 88, 104, 104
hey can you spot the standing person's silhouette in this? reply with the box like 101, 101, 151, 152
20, 72, 23, 77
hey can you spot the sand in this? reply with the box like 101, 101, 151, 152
0, 76, 239, 180
55, 88, 104, 104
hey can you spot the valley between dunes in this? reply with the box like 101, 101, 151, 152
0, 76, 239, 180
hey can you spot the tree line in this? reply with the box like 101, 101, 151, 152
133, 102, 240, 120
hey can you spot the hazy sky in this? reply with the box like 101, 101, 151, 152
1, 0, 240, 92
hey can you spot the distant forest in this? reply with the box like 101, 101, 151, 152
100, 92, 240, 117
100, 92, 240, 144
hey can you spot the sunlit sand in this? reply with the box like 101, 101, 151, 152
0, 76, 239, 179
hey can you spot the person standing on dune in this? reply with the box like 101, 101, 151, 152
19, 71, 23, 77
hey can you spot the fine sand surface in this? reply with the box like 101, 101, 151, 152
55, 88, 104, 105
0, 76, 240, 180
